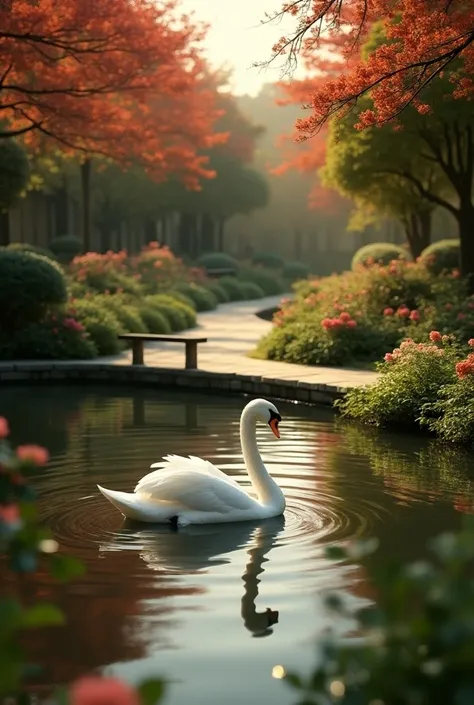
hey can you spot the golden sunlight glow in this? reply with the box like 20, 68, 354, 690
272, 665, 286, 680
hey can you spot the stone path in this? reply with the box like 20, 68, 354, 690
100, 295, 379, 390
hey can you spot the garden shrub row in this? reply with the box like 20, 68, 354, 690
255, 239, 467, 369
0, 242, 293, 361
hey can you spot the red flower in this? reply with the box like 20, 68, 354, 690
469, 339, 474, 347
0, 504, 20, 525
457, 312, 466, 321
0, 416, 9, 439
70, 677, 139, 705
16, 445, 49, 466
409, 310, 420, 322
383, 307, 394, 316
346, 320, 357, 328
397, 306, 410, 318
384, 353, 394, 362
429, 331, 442, 342
339, 312, 351, 322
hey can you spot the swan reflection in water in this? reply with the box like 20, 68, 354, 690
101, 515, 285, 638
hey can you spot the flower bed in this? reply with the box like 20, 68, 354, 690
338, 332, 474, 448
2, 242, 289, 361
255, 256, 472, 368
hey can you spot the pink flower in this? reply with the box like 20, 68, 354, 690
346, 320, 357, 328
0, 504, 20, 524
429, 331, 442, 342
397, 306, 410, 318
383, 307, 394, 316
70, 677, 139, 705
384, 353, 394, 362
409, 310, 420, 322
321, 318, 332, 329
469, 339, 474, 347
0, 417, 9, 439
339, 312, 352, 322
16, 445, 49, 466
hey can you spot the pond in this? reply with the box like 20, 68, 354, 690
2, 385, 474, 705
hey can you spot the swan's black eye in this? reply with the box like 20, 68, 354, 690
268, 409, 281, 424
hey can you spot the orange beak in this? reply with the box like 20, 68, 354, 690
269, 418, 280, 439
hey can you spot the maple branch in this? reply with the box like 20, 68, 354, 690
379, 167, 458, 217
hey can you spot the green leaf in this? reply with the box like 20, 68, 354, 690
138, 678, 166, 705
21, 603, 65, 628
49, 554, 85, 582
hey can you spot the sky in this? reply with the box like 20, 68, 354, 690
180, 0, 303, 96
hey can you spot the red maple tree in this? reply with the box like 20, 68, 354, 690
267, 0, 474, 133
1, 0, 225, 184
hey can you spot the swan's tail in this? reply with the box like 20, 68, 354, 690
97, 485, 176, 523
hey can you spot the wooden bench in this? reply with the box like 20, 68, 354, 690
118, 333, 207, 369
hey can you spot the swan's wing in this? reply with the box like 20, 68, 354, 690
135, 464, 255, 514
145, 454, 241, 489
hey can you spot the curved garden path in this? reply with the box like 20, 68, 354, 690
103, 295, 379, 390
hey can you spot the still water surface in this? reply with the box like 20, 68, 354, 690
2, 386, 474, 704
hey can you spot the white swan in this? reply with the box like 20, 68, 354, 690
97, 398, 285, 526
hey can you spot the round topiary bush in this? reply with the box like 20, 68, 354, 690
419, 239, 460, 275
196, 252, 239, 273
351, 243, 409, 270
148, 294, 196, 328
145, 296, 188, 331
283, 261, 310, 282
237, 266, 285, 295
166, 290, 197, 310
252, 252, 284, 270
137, 305, 172, 334
69, 299, 122, 355
203, 281, 230, 303
49, 235, 83, 263
218, 277, 246, 301
0, 249, 67, 331
174, 282, 218, 311
8, 243, 56, 260
238, 281, 265, 300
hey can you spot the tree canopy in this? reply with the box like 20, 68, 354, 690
265, 0, 474, 133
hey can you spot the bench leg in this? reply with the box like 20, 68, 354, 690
132, 340, 144, 365
185, 342, 198, 370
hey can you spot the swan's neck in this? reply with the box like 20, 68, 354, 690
240, 410, 284, 508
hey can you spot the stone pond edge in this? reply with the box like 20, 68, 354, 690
0, 362, 348, 407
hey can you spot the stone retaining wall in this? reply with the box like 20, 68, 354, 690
0, 362, 346, 406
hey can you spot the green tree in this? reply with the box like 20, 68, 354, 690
321, 99, 450, 258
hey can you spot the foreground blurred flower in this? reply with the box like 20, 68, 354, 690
70, 677, 140, 705
16, 445, 49, 466
0, 416, 9, 439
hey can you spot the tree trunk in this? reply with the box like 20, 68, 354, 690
404, 209, 432, 260
457, 202, 474, 293
81, 159, 92, 252
0, 211, 10, 246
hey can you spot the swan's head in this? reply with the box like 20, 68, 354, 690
247, 398, 281, 439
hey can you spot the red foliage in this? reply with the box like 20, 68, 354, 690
271, 0, 474, 132
0, 0, 227, 186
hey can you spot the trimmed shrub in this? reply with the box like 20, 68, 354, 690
166, 290, 196, 310
145, 296, 187, 331
148, 294, 196, 328
219, 277, 246, 301
7, 243, 56, 260
0, 315, 96, 360
238, 281, 265, 300
252, 252, 284, 270
196, 252, 239, 273
203, 281, 230, 303
0, 249, 67, 331
420, 239, 460, 275
49, 235, 83, 263
70, 299, 122, 355
238, 266, 285, 295
351, 243, 409, 270
137, 305, 172, 334
173, 282, 218, 311
283, 261, 310, 282
89, 294, 147, 334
